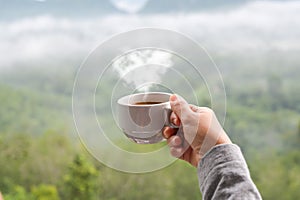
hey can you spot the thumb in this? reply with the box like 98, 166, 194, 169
170, 94, 192, 121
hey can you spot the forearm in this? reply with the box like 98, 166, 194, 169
198, 144, 262, 200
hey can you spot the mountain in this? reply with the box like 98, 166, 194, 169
0, 0, 294, 20
0, 0, 118, 20
141, 0, 249, 13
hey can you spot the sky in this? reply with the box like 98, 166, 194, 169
0, 0, 299, 69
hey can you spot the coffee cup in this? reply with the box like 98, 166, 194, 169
117, 92, 178, 144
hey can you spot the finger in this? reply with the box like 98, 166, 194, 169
162, 127, 177, 139
170, 94, 193, 120
170, 146, 184, 158
170, 111, 181, 126
189, 104, 200, 113
197, 106, 213, 114
167, 135, 182, 147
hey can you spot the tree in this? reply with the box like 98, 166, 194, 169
2, 186, 32, 200
63, 154, 99, 200
267, 74, 283, 110
31, 184, 60, 200
297, 120, 300, 145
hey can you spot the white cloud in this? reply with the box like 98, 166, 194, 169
110, 0, 149, 13
0, 1, 299, 69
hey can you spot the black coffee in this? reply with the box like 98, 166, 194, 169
134, 101, 163, 105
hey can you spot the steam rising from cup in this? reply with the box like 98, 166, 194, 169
112, 49, 174, 93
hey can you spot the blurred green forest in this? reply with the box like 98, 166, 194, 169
0, 53, 300, 200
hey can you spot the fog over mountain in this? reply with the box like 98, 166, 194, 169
0, 0, 299, 72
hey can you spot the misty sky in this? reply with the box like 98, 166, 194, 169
0, 0, 299, 69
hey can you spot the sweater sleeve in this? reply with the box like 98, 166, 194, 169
197, 144, 262, 200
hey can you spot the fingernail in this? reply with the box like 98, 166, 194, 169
173, 118, 179, 126
172, 118, 176, 125
170, 94, 177, 102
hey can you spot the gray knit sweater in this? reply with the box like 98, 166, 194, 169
198, 144, 262, 200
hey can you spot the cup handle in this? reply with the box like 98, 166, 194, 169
164, 104, 185, 145
164, 104, 180, 129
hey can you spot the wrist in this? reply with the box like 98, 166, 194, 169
216, 131, 232, 146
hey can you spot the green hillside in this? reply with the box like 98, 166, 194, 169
0, 54, 299, 199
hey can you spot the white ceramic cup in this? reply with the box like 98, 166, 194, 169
117, 92, 178, 144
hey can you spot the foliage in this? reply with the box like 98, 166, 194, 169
31, 184, 60, 200
3, 186, 32, 200
63, 154, 99, 200
250, 150, 300, 200
0, 58, 300, 199
0, 84, 70, 135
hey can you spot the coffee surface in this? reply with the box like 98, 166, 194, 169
134, 101, 163, 105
